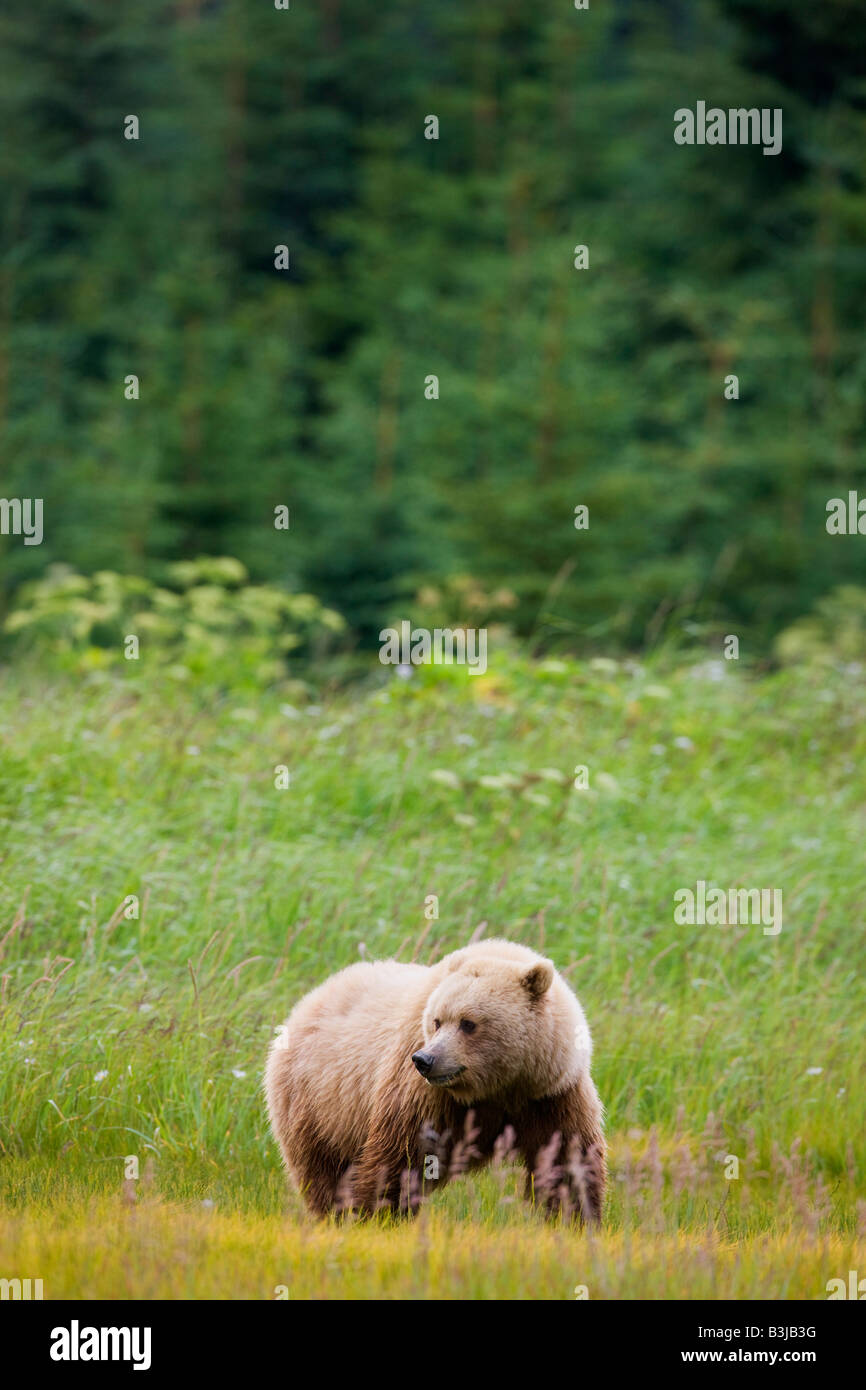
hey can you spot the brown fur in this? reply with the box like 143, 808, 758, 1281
265, 939, 606, 1220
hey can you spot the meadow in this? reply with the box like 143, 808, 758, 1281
0, 649, 863, 1299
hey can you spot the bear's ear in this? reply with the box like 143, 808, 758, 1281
520, 960, 554, 999
444, 950, 468, 973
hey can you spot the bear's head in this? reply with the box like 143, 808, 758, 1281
413, 950, 567, 1102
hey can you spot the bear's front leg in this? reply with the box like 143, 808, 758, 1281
348, 1154, 407, 1215
348, 1127, 426, 1217
516, 1078, 606, 1224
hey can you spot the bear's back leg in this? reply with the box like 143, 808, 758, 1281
274, 1091, 348, 1216
291, 1130, 347, 1216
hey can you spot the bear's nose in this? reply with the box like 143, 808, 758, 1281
412, 1050, 435, 1077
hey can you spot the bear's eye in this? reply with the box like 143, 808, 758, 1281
459, 1019, 476, 1035
433, 1018, 442, 1031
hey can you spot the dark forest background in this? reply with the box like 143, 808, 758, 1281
2, 0, 865, 652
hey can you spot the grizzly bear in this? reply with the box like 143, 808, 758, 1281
265, 939, 606, 1220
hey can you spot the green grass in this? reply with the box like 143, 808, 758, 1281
0, 650, 863, 1298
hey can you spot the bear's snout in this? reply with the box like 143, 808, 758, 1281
412, 1049, 435, 1077
412, 1049, 466, 1085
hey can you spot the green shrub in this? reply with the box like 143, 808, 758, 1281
774, 586, 866, 668
2, 559, 345, 690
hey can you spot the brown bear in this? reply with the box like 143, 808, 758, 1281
264, 939, 605, 1220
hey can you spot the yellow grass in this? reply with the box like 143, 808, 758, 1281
1, 1193, 862, 1300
